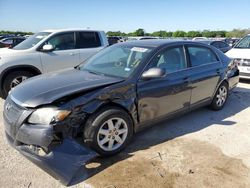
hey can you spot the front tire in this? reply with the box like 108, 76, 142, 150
83, 107, 133, 156
210, 82, 229, 111
2, 71, 34, 99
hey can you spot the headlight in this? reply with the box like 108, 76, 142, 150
28, 107, 71, 125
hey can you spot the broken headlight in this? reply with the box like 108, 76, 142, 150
28, 107, 71, 125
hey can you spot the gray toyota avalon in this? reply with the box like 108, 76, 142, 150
3, 40, 239, 184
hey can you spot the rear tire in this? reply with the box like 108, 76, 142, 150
83, 107, 133, 156
210, 82, 229, 111
2, 71, 34, 99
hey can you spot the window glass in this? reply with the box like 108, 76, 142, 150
235, 35, 250, 48
218, 41, 227, 48
150, 47, 186, 73
80, 45, 153, 78
76, 32, 101, 48
14, 32, 51, 50
46, 32, 75, 51
187, 46, 218, 66
211, 42, 220, 48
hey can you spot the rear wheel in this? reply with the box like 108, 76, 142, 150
2, 71, 34, 99
210, 82, 228, 110
83, 107, 133, 156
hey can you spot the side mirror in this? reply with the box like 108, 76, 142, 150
41, 44, 54, 52
142, 68, 165, 80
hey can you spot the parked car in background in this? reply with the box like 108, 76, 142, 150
226, 34, 250, 79
192, 37, 208, 41
127, 36, 159, 41
0, 29, 108, 98
0, 36, 26, 48
107, 36, 124, 45
198, 40, 232, 53
224, 38, 240, 47
3, 40, 239, 183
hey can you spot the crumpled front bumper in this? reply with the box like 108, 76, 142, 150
4, 114, 97, 186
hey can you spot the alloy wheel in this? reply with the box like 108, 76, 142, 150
216, 85, 227, 107
97, 117, 128, 151
10, 76, 28, 89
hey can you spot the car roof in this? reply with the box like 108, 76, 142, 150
42, 28, 104, 33
118, 39, 212, 48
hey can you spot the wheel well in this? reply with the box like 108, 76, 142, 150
1, 66, 41, 88
93, 102, 136, 132
221, 80, 229, 88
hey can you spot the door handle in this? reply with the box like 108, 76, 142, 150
69, 53, 77, 56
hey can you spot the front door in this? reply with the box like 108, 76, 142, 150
137, 46, 192, 124
40, 32, 79, 73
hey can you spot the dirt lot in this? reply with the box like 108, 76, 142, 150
0, 81, 250, 188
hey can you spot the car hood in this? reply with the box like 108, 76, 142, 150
0, 48, 32, 58
10, 68, 124, 108
226, 48, 250, 59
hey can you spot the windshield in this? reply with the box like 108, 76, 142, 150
235, 35, 250, 48
13, 32, 51, 50
79, 45, 153, 78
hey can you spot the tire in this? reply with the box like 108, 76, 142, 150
83, 107, 133, 156
2, 71, 34, 99
210, 82, 229, 111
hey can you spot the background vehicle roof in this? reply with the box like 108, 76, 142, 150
42, 28, 104, 33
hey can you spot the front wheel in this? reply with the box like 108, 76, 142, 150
210, 82, 229, 111
83, 107, 133, 156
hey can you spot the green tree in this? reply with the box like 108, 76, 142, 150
172, 30, 186, 37
185, 31, 202, 38
106, 31, 126, 36
135, 28, 145, 36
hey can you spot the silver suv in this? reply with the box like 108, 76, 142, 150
0, 29, 108, 98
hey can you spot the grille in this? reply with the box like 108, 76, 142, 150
240, 72, 250, 77
241, 62, 250, 67
4, 97, 25, 126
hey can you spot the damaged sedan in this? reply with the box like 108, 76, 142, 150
3, 40, 239, 185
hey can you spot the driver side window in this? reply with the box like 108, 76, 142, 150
150, 46, 187, 73
46, 32, 75, 51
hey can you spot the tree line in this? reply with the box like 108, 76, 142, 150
107, 28, 250, 38
0, 30, 33, 36
1, 28, 249, 38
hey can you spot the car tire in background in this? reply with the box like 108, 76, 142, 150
210, 82, 229, 111
2, 71, 34, 99
83, 107, 133, 156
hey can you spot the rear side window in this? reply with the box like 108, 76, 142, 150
187, 46, 218, 67
219, 42, 228, 48
76, 32, 101, 48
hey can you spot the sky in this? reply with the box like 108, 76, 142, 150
0, 0, 249, 33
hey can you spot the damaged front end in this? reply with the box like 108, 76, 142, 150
3, 96, 97, 185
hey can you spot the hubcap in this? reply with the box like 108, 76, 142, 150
10, 76, 28, 89
97, 117, 128, 151
216, 85, 227, 107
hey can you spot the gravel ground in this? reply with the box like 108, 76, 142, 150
0, 81, 250, 188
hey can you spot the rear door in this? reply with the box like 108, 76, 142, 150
137, 45, 192, 124
76, 31, 104, 63
186, 45, 222, 107
39, 32, 79, 73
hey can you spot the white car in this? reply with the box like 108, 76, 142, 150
226, 34, 250, 80
0, 29, 108, 98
